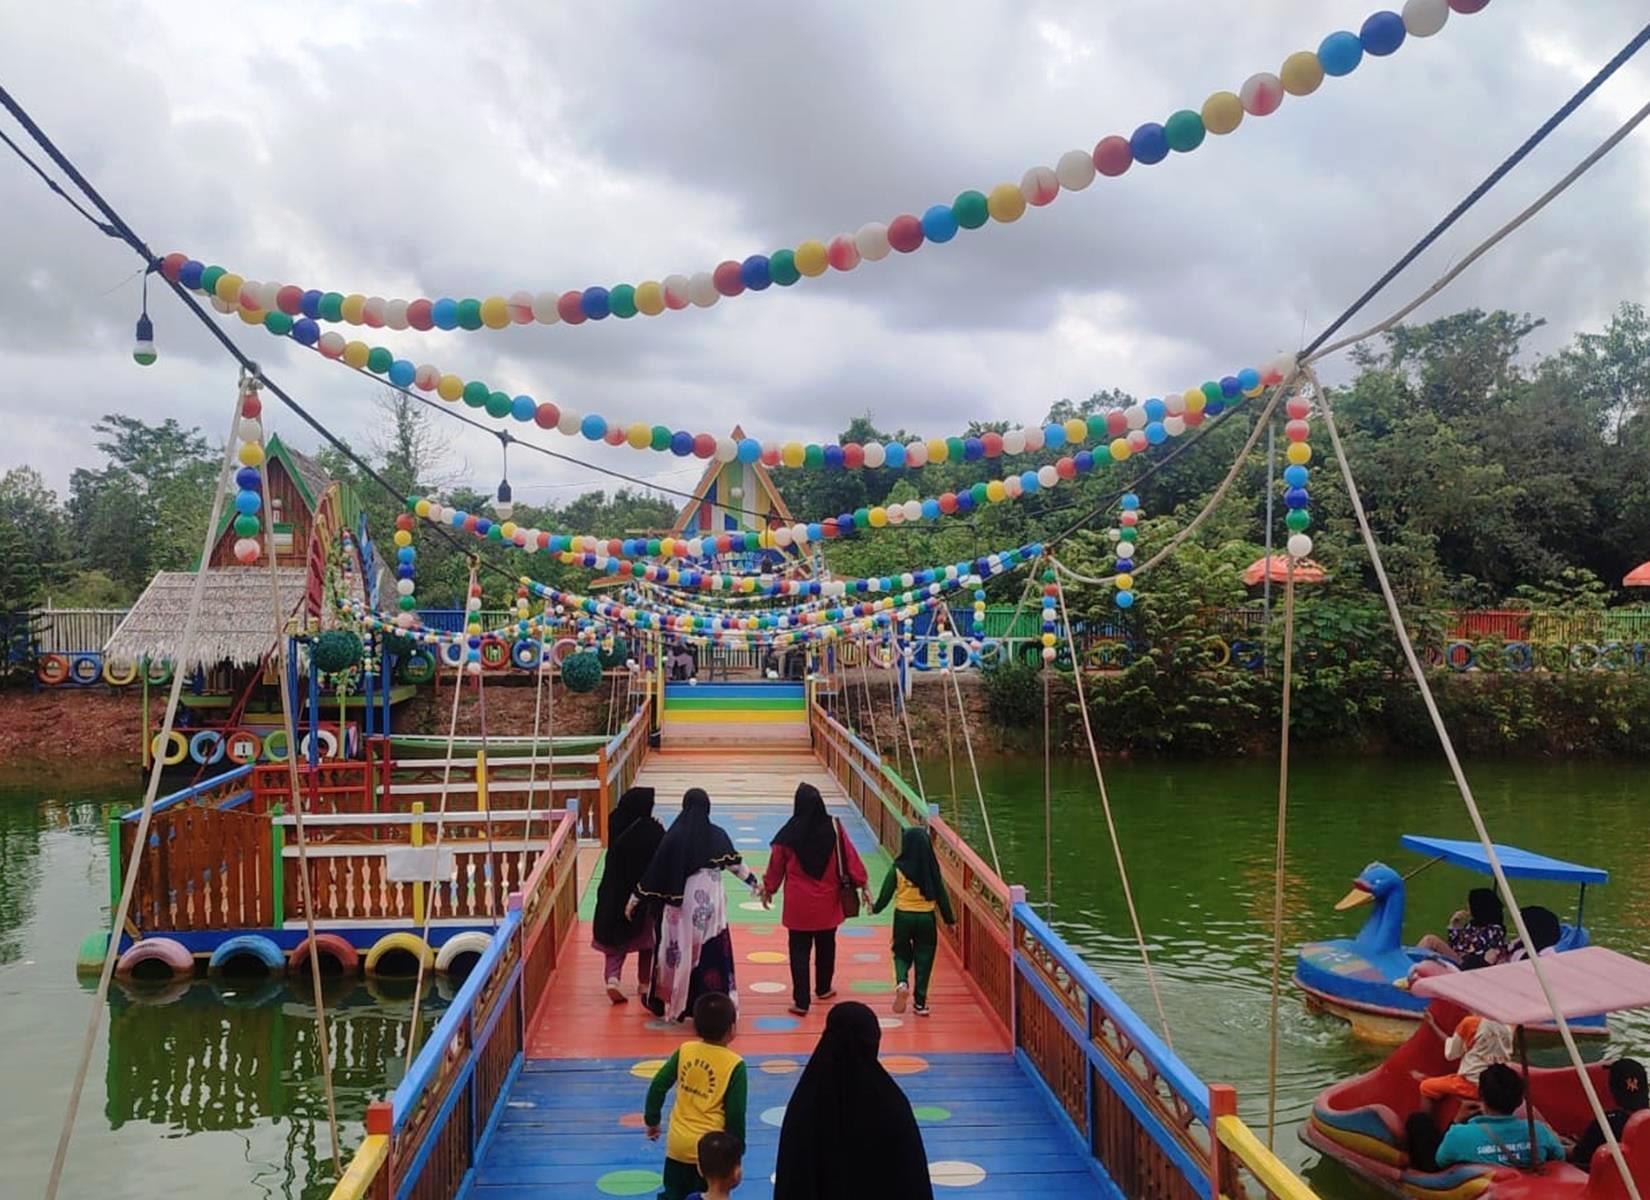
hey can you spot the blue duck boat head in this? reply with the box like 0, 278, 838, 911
1337, 861, 1406, 958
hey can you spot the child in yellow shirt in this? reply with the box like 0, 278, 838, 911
871, 827, 956, 1016
645, 993, 746, 1200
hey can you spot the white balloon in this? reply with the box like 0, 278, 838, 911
1004, 475, 1024, 499
1164, 393, 1186, 415
1267, 352, 1296, 381
397, 578, 416, 595
1287, 533, 1314, 559
363, 296, 387, 326
211, 295, 236, 314
792, 523, 810, 543
1020, 165, 1059, 204
688, 272, 719, 307
532, 291, 561, 324
1001, 428, 1027, 456
1124, 405, 1148, 430
714, 437, 737, 462
855, 222, 891, 262
1402, 0, 1448, 37
317, 330, 345, 355
900, 572, 916, 589
862, 442, 886, 469
886, 504, 905, 525
1116, 541, 1136, 561
904, 440, 928, 468
902, 499, 922, 522
557, 407, 581, 436
1037, 465, 1058, 489
386, 299, 410, 330
1164, 415, 1187, 437
1024, 426, 1045, 453
686, 538, 704, 558
1055, 148, 1096, 191
238, 418, 263, 443
507, 291, 535, 324
1107, 528, 1121, 542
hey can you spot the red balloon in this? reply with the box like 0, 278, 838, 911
604, 426, 626, 446
536, 531, 550, 549
842, 443, 865, 469
534, 402, 560, 429
1448, 0, 1490, 12
938, 492, 958, 514
462, 515, 478, 532
760, 446, 780, 467
618, 561, 634, 576
1055, 456, 1077, 479
160, 252, 187, 282
712, 260, 745, 297
276, 285, 304, 315
557, 290, 587, 324
1105, 409, 1128, 437
692, 433, 716, 458
607, 539, 622, 556
1093, 136, 1133, 177
980, 432, 1003, 458
240, 393, 262, 419
887, 214, 925, 253
1184, 410, 1205, 427
406, 299, 434, 331
395, 513, 415, 530
715, 535, 732, 553
827, 236, 860, 272
1285, 419, 1311, 442
1120, 511, 1139, 527
1286, 398, 1311, 420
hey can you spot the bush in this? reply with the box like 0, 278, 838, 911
979, 661, 1043, 728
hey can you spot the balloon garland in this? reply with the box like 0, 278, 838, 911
1115, 492, 1141, 609
1283, 393, 1314, 559
158, 2, 1480, 340
230, 378, 269, 564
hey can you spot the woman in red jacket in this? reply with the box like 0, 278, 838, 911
763, 783, 870, 1016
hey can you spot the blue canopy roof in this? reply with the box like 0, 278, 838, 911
1400, 835, 1609, 886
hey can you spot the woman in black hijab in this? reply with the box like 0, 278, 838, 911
629, 788, 761, 1020
763, 783, 869, 1015
773, 1001, 934, 1199
592, 787, 664, 1004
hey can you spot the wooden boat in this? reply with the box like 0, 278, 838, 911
1295, 835, 1608, 1044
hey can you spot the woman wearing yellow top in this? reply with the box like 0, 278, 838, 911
871, 827, 956, 1015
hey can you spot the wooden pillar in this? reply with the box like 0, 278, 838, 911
410, 801, 425, 923
1208, 1083, 1238, 1198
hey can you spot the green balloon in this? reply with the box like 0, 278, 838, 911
609, 284, 637, 319
319, 292, 344, 322
487, 524, 504, 540
233, 513, 259, 537
1201, 381, 1222, 403
1286, 508, 1312, 532
263, 311, 294, 336
462, 380, 489, 408
485, 391, 512, 418
1087, 414, 1108, 442
199, 266, 225, 295
952, 190, 989, 229
397, 594, 417, 611
853, 507, 870, 528
946, 436, 966, 462
804, 444, 824, 468
650, 424, 672, 451
457, 298, 483, 330
970, 482, 989, 504
769, 249, 800, 286
1164, 109, 1206, 153
647, 539, 662, 556
366, 346, 393, 374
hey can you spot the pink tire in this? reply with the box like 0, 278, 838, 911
115, 937, 194, 981
288, 933, 360, 977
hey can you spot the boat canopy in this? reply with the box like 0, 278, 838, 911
1399, 835, 1609, 886
1412, 946, 1650, 1024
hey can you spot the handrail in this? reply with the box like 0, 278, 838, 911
121, 762, 254, 821
1214, 1112, 1320, 1200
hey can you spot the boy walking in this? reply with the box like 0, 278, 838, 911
645, 993, 747, 1200
685, 1131, 743, 1199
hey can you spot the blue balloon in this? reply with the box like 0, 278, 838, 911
1044, 423, 1066, 450
884, 442, 906, 468
921, 499, 941, 520
1236, 367, 1261, 392
1020, 470, 1041, 494
1206, 398, 1226, 417
234, 489, 261, 514
235, 466, 261, 490
476, 517, 492, 535
1120, 493, 1141, 511
397, 546, 415, 563
1359, 10, 1406, 56
431, 298, 459, 330
1115, 589, 1135, 608
1129, 122, 1170, 165
807, 523, 823, 541
510, 394, 535, 421
581, 413, 607, 440
1143, 397, 1167, 422
1145, 421, 1167, 445
956, 490, 976, 513
1220, 375, 1241, 398
387, 359, 415, 388
836, 512, 855, 534
737, 438, 761, 463
1115, 558, 1134, 573
300, 289, 323, 318
1075, 450, 1095, 473
1318, 30, 1364, 76
670, 430, 694, 456
291, 317, 320, 346
580, 286, 610, 320
178, 260, 204, 289
397, 564, 414, 579
921, 204, 959, 244
450, 510, 466, 527
1284, 487, 1311, 509
823, 444, 844, 469
963, 436, 984, 461
1283, 464, 1309, 488
740, 255, 772, 291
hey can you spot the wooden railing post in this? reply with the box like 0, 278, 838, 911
1208, 1083, 1237, 1199
270, 803, 286, 923
595, 745, 610, 845
410, 801, 425, 923
1008, 884, 1026, 1042
367, 1100, 393, 1200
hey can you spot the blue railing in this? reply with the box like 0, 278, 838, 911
120, 763, 255, 821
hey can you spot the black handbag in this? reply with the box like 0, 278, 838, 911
835, 819, 861, 919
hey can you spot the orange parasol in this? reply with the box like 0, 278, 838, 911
1243, 554, 1326, 586
1624, 561, 1650, 587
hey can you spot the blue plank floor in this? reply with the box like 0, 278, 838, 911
469, 1053, 1103, 1197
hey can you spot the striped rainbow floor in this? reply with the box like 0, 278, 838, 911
469, 750, 1102, 1197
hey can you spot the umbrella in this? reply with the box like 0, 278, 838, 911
1243, 554, 1326, 586
1624, 561, 1650, 587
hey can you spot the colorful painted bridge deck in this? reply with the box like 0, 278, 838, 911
660, 683, 810, 747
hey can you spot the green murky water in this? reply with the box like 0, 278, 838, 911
3, 757, 1645, 1197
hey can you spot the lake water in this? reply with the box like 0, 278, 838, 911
3, 756, 1645, 1198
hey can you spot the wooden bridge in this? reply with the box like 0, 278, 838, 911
327, 691, 1319, 1200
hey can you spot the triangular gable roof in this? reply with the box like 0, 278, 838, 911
669, 425, 794, 536
211, 432, 327, 546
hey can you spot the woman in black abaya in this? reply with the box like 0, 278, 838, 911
590, 787, 665, 1004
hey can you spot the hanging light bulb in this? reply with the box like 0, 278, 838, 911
132, 312, 156, 366
494, 477, 513, 521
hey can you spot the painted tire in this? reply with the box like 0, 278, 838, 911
1600, 642, 1629, 672
68, 653, 102, 685
548, 637, 579, 666
364, 932, 433, 976
115, 936, 194, 981
1539, 641, 1570, 672
1502, 641, 1534, 672
1444, 641, 1475, 672
397, 649, 437, 685
151, 731, 188, 766
972, 639, 1003, 669
434, 931, 492, 974
1200, 636, 1231, 668
103, 659, 139, 686
438, 641, 465, 668
263, 728, 291, 762
839, 641, 863, 667
208, 934, 285, 975
224, 729, 263, 764
867, 642, 895, 669
188, 730, 226, 766
288, 932, 360, 976
299, 728, 340, 761
511, 639, 543, 670
142, 658, 174, 686
1570, 643, 1600, 671
1230, 639, 1264, 671
35, 654, 69, 686
479, 638, 509, 670
1473, 641, 1504, 674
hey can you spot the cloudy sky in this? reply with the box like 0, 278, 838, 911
1, 1, 1647, 507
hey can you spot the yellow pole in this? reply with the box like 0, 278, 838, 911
410, 800, 425, 923
475, 749, 488, 812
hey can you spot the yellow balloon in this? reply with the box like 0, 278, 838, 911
237, 442, 265, 468
635, 281, 665, 316
781, 442, 805, 468
987, 182, 1027, 223
437, 373, 463, 401
500, 521, 517, 539
1286, 442, 1312, 465
414, 498, 431, 517
660, 538, 675, 557
868, 507, 888, 528
1041, 632, 1056, 647
341, 293, 367, 324
626, 422, 651, 449
480, 296, 510, 329
985, 480, 1007, 503
1279, 50, 1324, 96
237, 306, 264, 325
926, 437, 948, 464
342, 340, 371, 369
795, 241, 829, 277
1114, 572, 1134, 590
1109, 438, 1132, 462
1202, 90, 1244, 136
393, 529, 412, 547
215, 272, 244, 304
1063, 417, 1088, 445
741, 577, 757, 593
1243, 384, 1264, 398
1183, 387, 1206, 415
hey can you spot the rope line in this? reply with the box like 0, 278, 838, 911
938, 601, 1001, 879
1264, 558, 1297, 1150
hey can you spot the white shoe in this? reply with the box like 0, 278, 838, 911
893, 982, 909, 1014
606, 978, 627, 1005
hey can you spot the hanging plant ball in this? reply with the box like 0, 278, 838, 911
312, 629, 364, 673
560, 651, 603, 693
597, 639, 631, 670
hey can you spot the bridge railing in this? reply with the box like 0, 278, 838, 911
332, 804, 580, 1200
597, 697, 652, 843
809, 700, 1317, 1199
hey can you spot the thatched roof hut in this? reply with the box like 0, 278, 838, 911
104, 568, 307, 671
